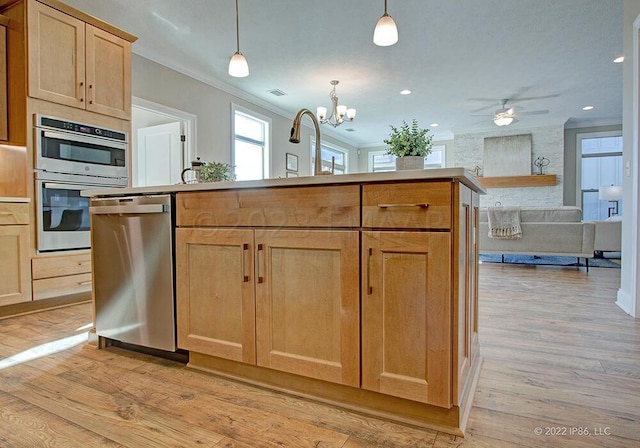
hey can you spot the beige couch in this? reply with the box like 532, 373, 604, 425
594, 218, 621, 253
479, 206, 596, 267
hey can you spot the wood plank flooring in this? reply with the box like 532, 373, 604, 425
0, 264, 638, 447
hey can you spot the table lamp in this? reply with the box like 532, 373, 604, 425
599, 185, 623, 217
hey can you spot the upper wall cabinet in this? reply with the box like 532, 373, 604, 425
27, 0, 132, 120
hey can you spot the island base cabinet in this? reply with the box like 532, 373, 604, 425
256, 229, 360, 387
176, 228, 256, 364
362, 231, 452, 408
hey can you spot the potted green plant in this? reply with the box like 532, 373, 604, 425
200, 161, 236, 182
384, 119, 433, 170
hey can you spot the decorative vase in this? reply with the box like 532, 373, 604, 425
395, 156, 424, 171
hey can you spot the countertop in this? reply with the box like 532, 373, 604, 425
0, 197, 31, 203
83, 168, 486, 197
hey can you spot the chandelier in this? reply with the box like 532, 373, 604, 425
316, 80, 356, 128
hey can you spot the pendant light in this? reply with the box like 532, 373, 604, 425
228, 0, 249, 77
373, 0, 398, 46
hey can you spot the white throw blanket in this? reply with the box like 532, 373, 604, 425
487, 207, 522, 239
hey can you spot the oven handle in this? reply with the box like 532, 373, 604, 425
44, 182, 113, 191
41, 130, 126, 149
90, 204, 169, 215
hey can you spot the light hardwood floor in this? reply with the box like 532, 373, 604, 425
0, 264, 638, 447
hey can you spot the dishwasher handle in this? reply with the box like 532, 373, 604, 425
90, 204, 169, 215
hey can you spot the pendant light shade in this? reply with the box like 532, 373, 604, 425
373, 0, 398, 46
229, 52, 249, 77
229, 0, 249, 77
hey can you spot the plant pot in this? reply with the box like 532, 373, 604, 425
395, 156, 425, 171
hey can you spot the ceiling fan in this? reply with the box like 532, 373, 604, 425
475, 99, 549, 127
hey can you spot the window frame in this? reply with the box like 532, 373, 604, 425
575, 130, 623, 219
310, 138, 349, 174
367, 144, 447, 172
231, 103, 271, 180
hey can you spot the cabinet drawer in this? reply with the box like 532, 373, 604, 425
32, 272, 92, 301
362, 181, 452, 229
32, 252, 92, 280
178, 185, 360, 228
0, 202, 29, 225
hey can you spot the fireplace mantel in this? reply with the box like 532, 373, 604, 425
477, 174, 556, 188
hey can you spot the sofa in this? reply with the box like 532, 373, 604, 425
479, 206, 596, 267
594, 217, 622, 254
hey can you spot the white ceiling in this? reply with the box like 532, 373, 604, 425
63, 0, 623, 146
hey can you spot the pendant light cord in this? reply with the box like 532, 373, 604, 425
235, 0, 241, 52
383, 0, 388, 15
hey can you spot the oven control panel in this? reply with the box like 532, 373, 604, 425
37, 115, 127, 142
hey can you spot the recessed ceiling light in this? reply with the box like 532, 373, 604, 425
430, 123, 439, 127
582, 105, 595, 111
614, 56, 624, 63
400, 89, 411, 95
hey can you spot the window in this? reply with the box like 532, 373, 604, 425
578, 132, 623, 221
368, 145, 446, 172
232, 105, 270, 181
311, 139, 348, 174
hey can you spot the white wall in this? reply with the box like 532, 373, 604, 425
453, 125, 565, 208
131, 54, 358, 178
618, 0, 640, 317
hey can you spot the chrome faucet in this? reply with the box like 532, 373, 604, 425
289, 108, 331, 175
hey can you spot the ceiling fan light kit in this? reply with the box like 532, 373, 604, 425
494, 113, 515, 126
373, 0, 398, 46
229, 0, 249, 77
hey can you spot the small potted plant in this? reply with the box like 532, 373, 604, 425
200, 161, 236, 182
384, 119, 433, 170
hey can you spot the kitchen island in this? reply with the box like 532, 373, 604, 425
86, 168, 484, 436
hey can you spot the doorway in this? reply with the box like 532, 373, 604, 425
131, 97, 196, 187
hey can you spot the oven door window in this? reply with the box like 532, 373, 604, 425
41, 132, 126, 167
41, 184, 90, 232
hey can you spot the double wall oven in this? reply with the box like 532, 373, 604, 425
34, 115, 128, 252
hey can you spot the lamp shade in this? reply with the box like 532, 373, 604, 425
598, 185, 623, 201
228, 52, 249, 77
373, 14, 398, 46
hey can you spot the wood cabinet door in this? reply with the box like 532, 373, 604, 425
362, 231, 452, 408
85, 25, 131, 119
0, 225, 31, 306
176, 228, 256, 364
1, 18, 7, 141
28, 1, 85, 108
255, 229, 359, 387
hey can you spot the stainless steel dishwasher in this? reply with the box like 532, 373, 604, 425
90, 194, 176, 351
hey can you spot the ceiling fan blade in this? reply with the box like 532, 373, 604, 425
519, 109, 549, 115
510, 94, 559, 102
470, 105, 496, 113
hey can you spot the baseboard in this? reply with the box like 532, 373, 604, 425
616, 289, 636, 317
0, 292, 91, 320
188, 352, 469, 437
